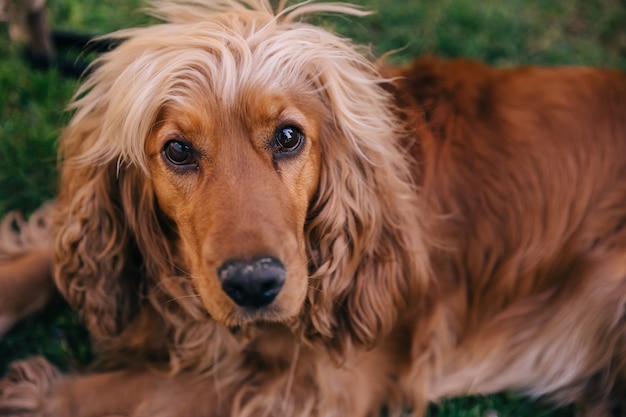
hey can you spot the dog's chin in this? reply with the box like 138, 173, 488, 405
223, 306, 300, 329
200, 296, 303, 333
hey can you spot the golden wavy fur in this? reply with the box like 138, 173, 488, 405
1, 0, 626, 416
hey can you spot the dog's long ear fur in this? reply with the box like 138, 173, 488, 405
54, 159, 135, 338
54, 162, 178, 340
53, 82, 175, 341
302, 40, 430, 350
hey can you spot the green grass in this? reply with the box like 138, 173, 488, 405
0, 0, 624, 415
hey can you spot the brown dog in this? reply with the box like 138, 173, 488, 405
1, 1, 625, 416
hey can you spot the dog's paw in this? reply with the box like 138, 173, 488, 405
0, 357, 61, 416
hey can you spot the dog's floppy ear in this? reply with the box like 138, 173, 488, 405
54, 156, 177, 339
54, 153, 159, 339
53, 97, 175, 341
304, 47, 430, 351
53, 153, 135, 338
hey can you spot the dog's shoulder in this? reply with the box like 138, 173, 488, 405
387, 57, 496, 120
388, 56, 626, 139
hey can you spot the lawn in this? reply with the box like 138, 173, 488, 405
1, 0, 624, 415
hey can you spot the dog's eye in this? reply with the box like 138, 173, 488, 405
163, 140, 197, 167
274, 126, 305, 156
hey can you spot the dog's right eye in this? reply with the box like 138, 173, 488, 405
273, 126, 305, 159
163, 140, 197, 168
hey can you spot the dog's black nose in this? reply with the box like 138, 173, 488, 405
217, 256, 285, 308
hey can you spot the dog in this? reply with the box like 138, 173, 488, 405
1, 0, 626, 416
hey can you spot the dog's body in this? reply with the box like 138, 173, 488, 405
1, 1, 626, 416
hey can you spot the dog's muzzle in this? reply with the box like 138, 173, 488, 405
218, 256, 285, 308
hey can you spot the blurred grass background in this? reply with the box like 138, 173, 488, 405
1, 0, 625, 415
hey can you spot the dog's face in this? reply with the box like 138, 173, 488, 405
60, 2, 407, 343
146, 85, 324, 328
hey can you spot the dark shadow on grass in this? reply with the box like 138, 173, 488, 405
0, 299, 92, 376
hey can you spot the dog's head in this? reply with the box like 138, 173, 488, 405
54, 0, 426, 350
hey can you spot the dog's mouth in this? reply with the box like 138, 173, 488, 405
211, 300, 303, 331
222, 305, 300, 330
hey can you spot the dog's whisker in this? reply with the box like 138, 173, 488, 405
163, 294, 201, 304
282, 340, 301, 414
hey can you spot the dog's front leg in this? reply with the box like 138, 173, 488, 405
0, 249, 54, 339
0, 357, 229, 417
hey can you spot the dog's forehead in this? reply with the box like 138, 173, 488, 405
153, 84, 320, 147
119, 22, 327, 115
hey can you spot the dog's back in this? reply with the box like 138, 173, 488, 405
392, 57, 626, 414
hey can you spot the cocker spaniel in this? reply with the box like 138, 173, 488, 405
1, 1, 626, 416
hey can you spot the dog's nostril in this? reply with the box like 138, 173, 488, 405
217, 256, 285, 308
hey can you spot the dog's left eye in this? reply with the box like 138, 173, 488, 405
274, 126, 305, 156
163, 140, 198, 168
